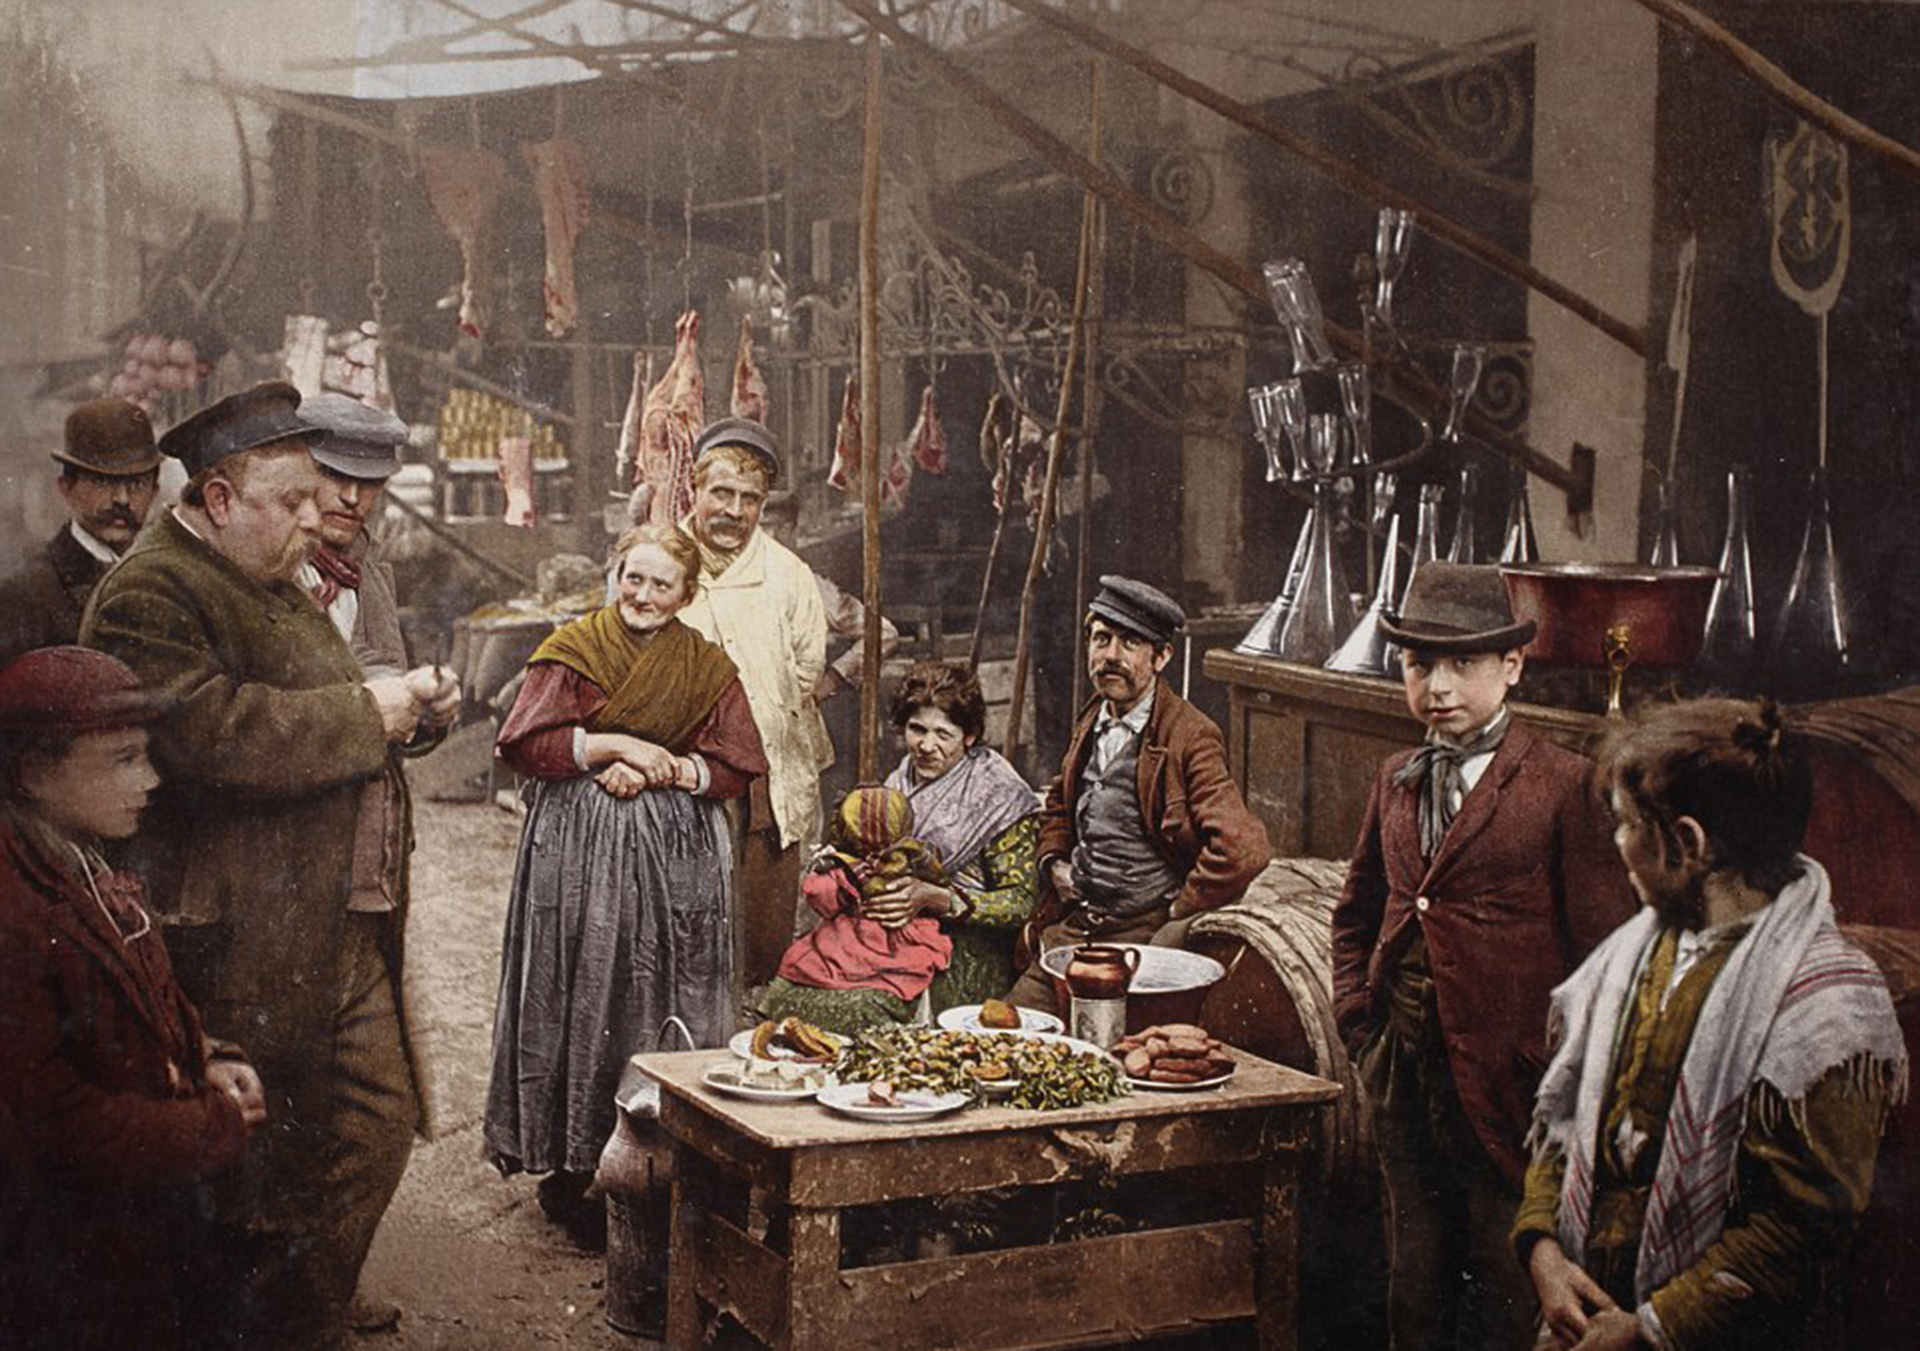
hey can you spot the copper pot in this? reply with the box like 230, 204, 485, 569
1500, 563, 1721, 669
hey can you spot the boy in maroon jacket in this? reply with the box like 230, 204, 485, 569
1332, 564, 1632, 1351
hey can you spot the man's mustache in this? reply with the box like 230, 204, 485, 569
1096, 665, 1127, 678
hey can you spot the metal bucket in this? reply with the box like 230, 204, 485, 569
1038, 943, 1226, 1033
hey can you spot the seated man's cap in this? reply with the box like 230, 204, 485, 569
300, 393, 407, 481
56, 398, 161, 477
157, 381, 313, 479
1380, 562, 1536, 654
1088, 575, 1186, 646
0, 647, 163, 736
693, 415, 781, 486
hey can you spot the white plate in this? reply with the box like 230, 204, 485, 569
1124, 1061, 1236, 1092
937, 1004, 1065, 1035
728, 1027, 842, 1064
699, 1063, 830, 1101
816, 1082, 970, 1122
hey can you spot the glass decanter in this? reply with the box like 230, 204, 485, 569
1761, 465, 1849, 697
1699, 465, 1757, 684
1274, 416, 1357, 664
1263, 258, 1336, 374
1402, 482, 1445, 610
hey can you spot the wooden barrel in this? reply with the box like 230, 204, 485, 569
1186, 858, 1384, 1351
1185, 858, 1365, 1185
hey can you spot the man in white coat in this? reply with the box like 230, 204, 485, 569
680, 416, 828, 987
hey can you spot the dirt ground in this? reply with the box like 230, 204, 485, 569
358, 799, 644, 1351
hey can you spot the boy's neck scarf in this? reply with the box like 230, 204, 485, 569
1391, 710, 1509, 857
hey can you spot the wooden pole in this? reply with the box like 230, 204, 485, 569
857, 26, 884, 782
1004, 64, 1101, 764
997, 0, 1649, 359
967, 397, 1015, 673
835, 0, 1589, 508
1628, 0, 1920, 187
1072, 62, 1107, 701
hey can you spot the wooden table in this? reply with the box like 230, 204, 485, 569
638, 1047, 1340, 1351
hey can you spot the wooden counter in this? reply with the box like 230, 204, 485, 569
639, 1046, 1339, 1351
1201, 649, 1606, 859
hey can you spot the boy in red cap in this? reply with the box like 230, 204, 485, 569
0, 646, 265, 1351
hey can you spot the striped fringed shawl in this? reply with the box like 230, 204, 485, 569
1530, 856, 1908, 1303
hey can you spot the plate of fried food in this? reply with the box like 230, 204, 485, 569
728, 1016, 844, 1065
1117, 1023, 1236, 1091
936, 998, 1064, 1036
816, 1080, 971, 1122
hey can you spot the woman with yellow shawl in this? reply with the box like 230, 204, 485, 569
484, 523, 765, 1234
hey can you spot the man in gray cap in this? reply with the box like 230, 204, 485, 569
81, 381, 450, 1351
676, 415, 827, 989
1006, 575, 1271, 1008
0, 397, 162, 664
295, 392, 460, 1334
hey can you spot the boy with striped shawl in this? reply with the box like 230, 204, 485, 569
1515, 698, 1907, 1351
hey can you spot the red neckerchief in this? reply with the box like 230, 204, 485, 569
309, 544, 364, 609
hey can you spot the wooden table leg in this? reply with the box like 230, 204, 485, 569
665, 1141, 702, 1350
1255, 1119, 1303, 1351
784, 1207, 841, 1351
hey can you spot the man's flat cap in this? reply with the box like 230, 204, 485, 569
1381, 562, 1536, 654
693, 416, 781, 485
301, 393, 407, 480
56, 398, 160, 476
1088, 575, 1186, 646
157, 381, 313, 479
0, 646, 162, 736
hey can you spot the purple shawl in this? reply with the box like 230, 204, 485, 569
884, 747, 1037, 873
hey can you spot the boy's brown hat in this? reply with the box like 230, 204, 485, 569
1381, 563, 1536, 654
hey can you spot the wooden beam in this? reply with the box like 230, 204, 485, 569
1628, 0, 1920, 187
997, 0, 1650, 360
857, 27, 885, 781
1005, 62, 1100, 764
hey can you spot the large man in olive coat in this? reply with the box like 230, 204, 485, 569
0, 397, 161, 665
81, 382, 454, 1351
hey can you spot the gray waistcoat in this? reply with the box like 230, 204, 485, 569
1071, 731, 1182, 917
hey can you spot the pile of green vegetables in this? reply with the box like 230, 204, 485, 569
836, 1027, 1128, 1111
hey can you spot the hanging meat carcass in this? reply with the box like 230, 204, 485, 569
638, 311, 705, 525
905, 383, 948, 475
520, 138, 591, 338
419, 146, 507, 339
730, 314, 768, 423
828, 376, 861, 493
615, 350, 653, 492
499, 433, 536, 528
830, 376, 915, 510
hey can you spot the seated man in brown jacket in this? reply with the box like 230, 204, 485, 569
1006, 575, 1270, 1008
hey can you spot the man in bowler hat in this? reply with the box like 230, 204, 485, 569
1331, 562, 1633, 1351
0, 397, 162, 664
1005, 575, 1270, 1007
81, 382, 451, 1351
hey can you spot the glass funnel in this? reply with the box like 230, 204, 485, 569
1338, 362, 1373, 467
1275, 479, 1358, 664
1248, 383, 1289, 483
1646, 479, 1682, 566
1327, 511, 1404, 677
1442, 344, 1484, 443
1699, 465, 1757, 685
1402, 482, 1445, 610
1374, 208, 1415, 326
1761, 466, 1849, 697
1500, 469, 1539, 564
1263, 258, 1336, 374
1447, 463, 1480, 564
